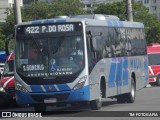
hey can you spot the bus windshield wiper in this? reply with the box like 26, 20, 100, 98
28, 36, 48, 56
51, 34, 66, 54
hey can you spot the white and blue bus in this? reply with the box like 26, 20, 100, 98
14, 14, 148, 111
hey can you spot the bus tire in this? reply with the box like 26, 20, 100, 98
71, 102, 88, 107
126, 77, 136, 103
90, 86, 102, 110
34, 104, 46, 112
156, 76, 160, 86
117, 95, 126, 103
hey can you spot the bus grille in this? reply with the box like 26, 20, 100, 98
5, 87, 15, 95
31, 93, 70, 102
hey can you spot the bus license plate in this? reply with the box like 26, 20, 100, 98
44, 98, 57, 103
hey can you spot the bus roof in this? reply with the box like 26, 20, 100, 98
17, 14, 144, 29
147, 43, 160, 54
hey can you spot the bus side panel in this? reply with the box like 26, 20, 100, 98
128, 56, 148, 91
144, 55, 149, 86
89, 57, 130, 100
89, 58, 111, 101
117, 57, 130, 95
89, 55, 148, 101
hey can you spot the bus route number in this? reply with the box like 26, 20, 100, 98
25, 24, 74, 34
25, 26, 39, 34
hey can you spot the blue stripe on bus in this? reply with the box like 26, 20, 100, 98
30, 84, 70, 92
106, 20, 144, 28
57, 84, 71, 91
116, 58, 122, 87
43, 85, 57, 92
144, 56, 149, 82
32, 19, 66, 24
30, 85, 44, 92
55, 19, 66, 23
118, 21, 123, 27
108, 58, 116, 88
113, 21, 119, 27
123, 57, 128, 86
68, 85, 90, 101
32, 20, 42, 24
107, 20, 123, 27
107, 20, 114, 27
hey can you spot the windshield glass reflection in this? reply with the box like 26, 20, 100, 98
16, 35, 84, 77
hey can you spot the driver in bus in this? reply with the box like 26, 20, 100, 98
71, 37, 83, 56
70, 37, 83, 65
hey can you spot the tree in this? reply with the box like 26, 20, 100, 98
49, 0, 86, 16
1, 11, 15, 37
132, 2, 160, 43
22, 2, 50, 21
0, 8, 15, 51
21, 0, 86, 21
94, 1, 160, 43
94, 2, 126, 20
0, 26, 5, 50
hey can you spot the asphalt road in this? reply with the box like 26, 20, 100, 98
1, 85, 160, 120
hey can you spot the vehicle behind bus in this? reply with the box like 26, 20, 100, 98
147, 43, 160, 86
0, 52, 15, 108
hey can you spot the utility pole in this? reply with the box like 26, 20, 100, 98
126, 0, 133, 21
14, 0, 22, 24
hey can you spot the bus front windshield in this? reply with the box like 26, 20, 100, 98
15, 35, 84, 78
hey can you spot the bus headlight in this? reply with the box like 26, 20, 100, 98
15, 81, 28, 92
73, 75, 87, 90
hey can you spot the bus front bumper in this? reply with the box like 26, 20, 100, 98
15, 85, 90, 105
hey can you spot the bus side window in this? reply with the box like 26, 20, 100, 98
87, 31, 97, 72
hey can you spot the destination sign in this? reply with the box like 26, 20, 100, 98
24, 24, 75, 34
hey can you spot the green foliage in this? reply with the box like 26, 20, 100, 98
0, 8, 15, 50
1, 8, 15, 51
21, 0, 86, 21
22, 2, 50, 21
49, 0, 86, 16
94, 1, 160, 43
0, 26, 5, 50
132, 2, 160, 43
2, 13, 15, 36
94, 2, 126, 20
